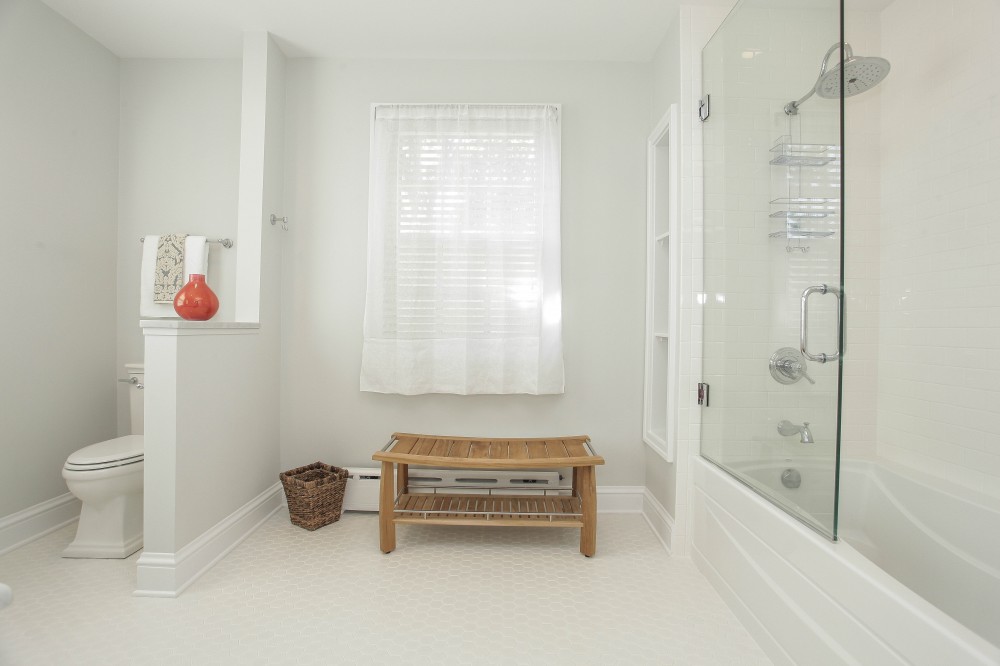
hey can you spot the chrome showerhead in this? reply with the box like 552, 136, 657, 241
785, 43, 891, 115
815, 55, 891, 98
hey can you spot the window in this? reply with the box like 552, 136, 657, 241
361, 103, 564, 395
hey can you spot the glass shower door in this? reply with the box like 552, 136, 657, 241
699, 0, 844, 538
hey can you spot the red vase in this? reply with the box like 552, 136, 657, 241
173, 274, 220, 321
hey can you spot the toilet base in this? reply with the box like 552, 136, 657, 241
61, 490, 143, 559
62, 534, 143, 559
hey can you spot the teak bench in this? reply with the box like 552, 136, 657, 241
372, 433, 605, 556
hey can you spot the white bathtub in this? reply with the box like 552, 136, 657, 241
839, 460, 1000, 648
692, 456, 1000, 665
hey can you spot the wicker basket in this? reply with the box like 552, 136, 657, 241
280, 462, 349, 531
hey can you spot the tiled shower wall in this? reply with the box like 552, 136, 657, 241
840, 12, 883, 461
877, 0, 1000, 497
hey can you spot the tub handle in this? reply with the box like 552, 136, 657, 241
800, 284, 841, 364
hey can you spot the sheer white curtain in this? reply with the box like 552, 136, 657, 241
361, 103, 564, 395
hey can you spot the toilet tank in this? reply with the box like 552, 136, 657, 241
125, 363, 144, 435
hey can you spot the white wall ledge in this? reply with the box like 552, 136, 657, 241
140, 320, 261, 336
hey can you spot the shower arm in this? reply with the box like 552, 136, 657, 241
784, 43, 852, 116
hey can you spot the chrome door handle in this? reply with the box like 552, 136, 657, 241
800, 284, 841, 363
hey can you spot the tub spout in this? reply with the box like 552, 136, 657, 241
800, 422, 814, 444
778, 420, 814, 444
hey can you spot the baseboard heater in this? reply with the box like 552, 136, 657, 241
342, 467, 565, 512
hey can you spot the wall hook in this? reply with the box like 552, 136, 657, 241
270, 214, 289, 231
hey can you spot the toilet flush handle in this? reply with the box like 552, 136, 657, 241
118, 377, 144, 390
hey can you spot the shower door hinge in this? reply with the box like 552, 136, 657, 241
697, 382, 710, 406
698, 95, 710, 122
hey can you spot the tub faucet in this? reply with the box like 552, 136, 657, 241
777, 420, 814, 444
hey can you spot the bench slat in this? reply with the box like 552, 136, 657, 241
376, 434, 604, 468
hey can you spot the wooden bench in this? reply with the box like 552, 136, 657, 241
372, 433, 605, 556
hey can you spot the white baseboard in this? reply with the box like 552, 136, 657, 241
597, 485, 644, 513
134, 483, 282, 598
641, 488, 674, 554
0, 493, 81, 556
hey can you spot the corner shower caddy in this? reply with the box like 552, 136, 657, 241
769, 137, 840, 248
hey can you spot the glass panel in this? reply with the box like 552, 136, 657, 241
700, 0, 843, 539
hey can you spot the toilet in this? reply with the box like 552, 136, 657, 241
61, 363, 144, 559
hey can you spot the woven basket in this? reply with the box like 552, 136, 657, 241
280, 462, 349, 531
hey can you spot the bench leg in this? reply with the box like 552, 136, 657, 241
379, 461, 396, 553
579, 465, 597, 557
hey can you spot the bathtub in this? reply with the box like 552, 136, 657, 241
692, 456, 1000, 665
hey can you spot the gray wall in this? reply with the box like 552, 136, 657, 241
0, 0, 120, 517
280, 58, 651, 487
115, 59, 243, 431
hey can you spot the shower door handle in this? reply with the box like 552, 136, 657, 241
800, 284, 841, 363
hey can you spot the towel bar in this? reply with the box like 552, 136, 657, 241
139, 237, 233, 249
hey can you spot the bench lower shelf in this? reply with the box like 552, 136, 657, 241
392, 492, 583, 528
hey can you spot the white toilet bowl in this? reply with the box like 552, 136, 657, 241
62, 435, 144, 558
62, 364, 145, 559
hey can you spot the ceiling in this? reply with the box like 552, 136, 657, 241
39, 0, 737, 61
40, 0, 895, 62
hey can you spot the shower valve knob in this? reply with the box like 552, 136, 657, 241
769, 347, 815, 385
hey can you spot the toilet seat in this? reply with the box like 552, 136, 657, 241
65, 435, 144, 472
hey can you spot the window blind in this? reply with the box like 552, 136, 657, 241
390, 125, 543, 338
362, 104, 564, 395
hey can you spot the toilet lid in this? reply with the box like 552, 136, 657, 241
65, 435, 144, 469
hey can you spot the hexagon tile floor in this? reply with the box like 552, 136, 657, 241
0, 511, 771, 665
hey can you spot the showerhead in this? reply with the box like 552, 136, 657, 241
815, 56, 891, 99
784, 43, 890, 115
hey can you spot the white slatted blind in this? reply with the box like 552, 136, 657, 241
391, 127, 542, 338
362, 104, 564, 395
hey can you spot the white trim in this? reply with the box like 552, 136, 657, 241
0, 493, 81, 556
643, 103, 680, 463
139, 321, 260, 330
140, 322, 261, 336
596, 486, 644, 513
644, 436, 672, 464
134, 483, 282, 598
372, 102, 561, 117
641, 488, 674, 555
691, 541, 794, 666
233, 31, 269, 323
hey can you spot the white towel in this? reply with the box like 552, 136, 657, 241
140, 235, 210, 318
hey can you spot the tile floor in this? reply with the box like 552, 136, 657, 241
0, 511, 771, 665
